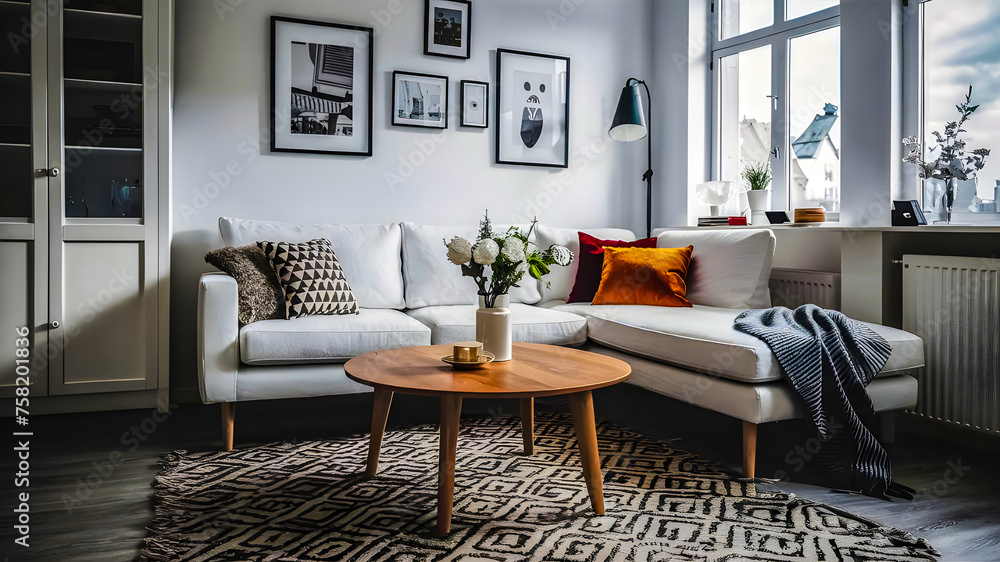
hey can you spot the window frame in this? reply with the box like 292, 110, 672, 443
711, 0, 841, 218
900, 0, 925, 205
903, 0, 999, 224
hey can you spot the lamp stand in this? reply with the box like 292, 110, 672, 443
636, 79, 653, 238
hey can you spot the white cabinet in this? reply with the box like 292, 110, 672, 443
0, 0, 171, 412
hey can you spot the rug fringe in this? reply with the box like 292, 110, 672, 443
139, 450, 190, 561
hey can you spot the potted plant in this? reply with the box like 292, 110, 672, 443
741, 161, 772, 222
902, 85, 990, 224
444, 212, 573, 360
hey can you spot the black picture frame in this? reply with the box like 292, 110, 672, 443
495, 48, 570, 168
460, 80, 489, 128
391, 71, 450, 129
270, 16, 374, 156
424, 0, 471, 59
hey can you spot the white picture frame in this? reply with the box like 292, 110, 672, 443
460, 80, 488, 128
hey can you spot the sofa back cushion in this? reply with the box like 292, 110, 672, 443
534, 225, 638, 303
656, 229, 776, 309
219, 218, 405, 309
401, 222, 541, 308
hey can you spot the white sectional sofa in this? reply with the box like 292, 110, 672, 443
198, 218, 923, 477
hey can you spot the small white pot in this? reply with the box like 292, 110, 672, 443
476, 294, 512, 361
746, 190, 770, 225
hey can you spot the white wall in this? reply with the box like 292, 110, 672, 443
652, 0, 711, 228
170, 0, 652, 400
839, 0, 900, 227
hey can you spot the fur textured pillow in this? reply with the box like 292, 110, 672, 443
257, 238, 359, 319
204, 245, 285, 325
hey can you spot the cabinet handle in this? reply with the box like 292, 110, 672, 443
47, 167, 60, 177
49, 320, 60, 329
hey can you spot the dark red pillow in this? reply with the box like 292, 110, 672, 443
567, 232, 658, 303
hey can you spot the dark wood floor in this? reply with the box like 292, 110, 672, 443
1, 384, 997, 561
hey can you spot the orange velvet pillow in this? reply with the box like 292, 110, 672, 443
592, 246, 694, 307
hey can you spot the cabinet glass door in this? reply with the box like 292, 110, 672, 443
48, 0, 158, 395
0, 0, 34, 219
0, 0, 49, 398
63, 0, 144, 218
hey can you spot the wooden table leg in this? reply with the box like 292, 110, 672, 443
520, 397, 534, 455
437, 395, 463, 536
568, 390, 604, 515
365, 388, 393, 478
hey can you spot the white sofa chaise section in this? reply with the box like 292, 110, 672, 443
198, 218, 923, 477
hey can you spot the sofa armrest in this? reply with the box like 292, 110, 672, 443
198, 273, 240, 403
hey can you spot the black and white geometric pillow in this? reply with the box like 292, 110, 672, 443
257, 238, 359, 319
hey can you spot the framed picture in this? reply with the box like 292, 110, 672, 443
392, 71, 449, 129
460, 80, 488, 128
424, 0, 471, 59
270, 16, 373, 156
495, 49, 570, 168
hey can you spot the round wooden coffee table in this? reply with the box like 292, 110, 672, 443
345, 342, 631, 535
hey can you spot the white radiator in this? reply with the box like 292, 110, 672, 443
768, 268, 841, 310
902, 255, 1000, 434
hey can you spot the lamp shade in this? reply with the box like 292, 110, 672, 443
609, 83, 647, 142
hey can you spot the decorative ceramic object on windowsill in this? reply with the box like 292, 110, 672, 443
741, 161, 772, 225
695, 180, 736, 217
902, 85, 991, 225
444, 212, 574, 361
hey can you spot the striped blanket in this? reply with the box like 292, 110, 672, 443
735, 305, 913, 500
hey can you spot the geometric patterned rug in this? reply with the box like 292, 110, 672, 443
142, 413, 938, 561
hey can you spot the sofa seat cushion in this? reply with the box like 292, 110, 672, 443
239, 309, 430, 365
406, 304, 587, 346
546, 302, 924, 383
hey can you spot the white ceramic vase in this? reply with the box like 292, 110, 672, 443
746, 189, 770, 225
476, 294, 512, 362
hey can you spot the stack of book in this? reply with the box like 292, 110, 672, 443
697, 216, 748, 227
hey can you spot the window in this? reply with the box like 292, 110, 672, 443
712, 0, 840, 219
915, 0, 1000, 223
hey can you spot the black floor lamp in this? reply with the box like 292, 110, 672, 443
609, 78, 653, 238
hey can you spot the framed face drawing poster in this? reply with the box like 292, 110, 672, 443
495, 49, 570, 168
271, 16, 374, 156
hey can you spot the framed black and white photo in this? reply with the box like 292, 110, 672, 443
270, 16, 373, 156
392, 71, 449, 129
460, 80, 488, 128
495, 49, 570, 168
424, 0, 471, 59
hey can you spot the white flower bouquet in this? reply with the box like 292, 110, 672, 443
445, 212, 574, 308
